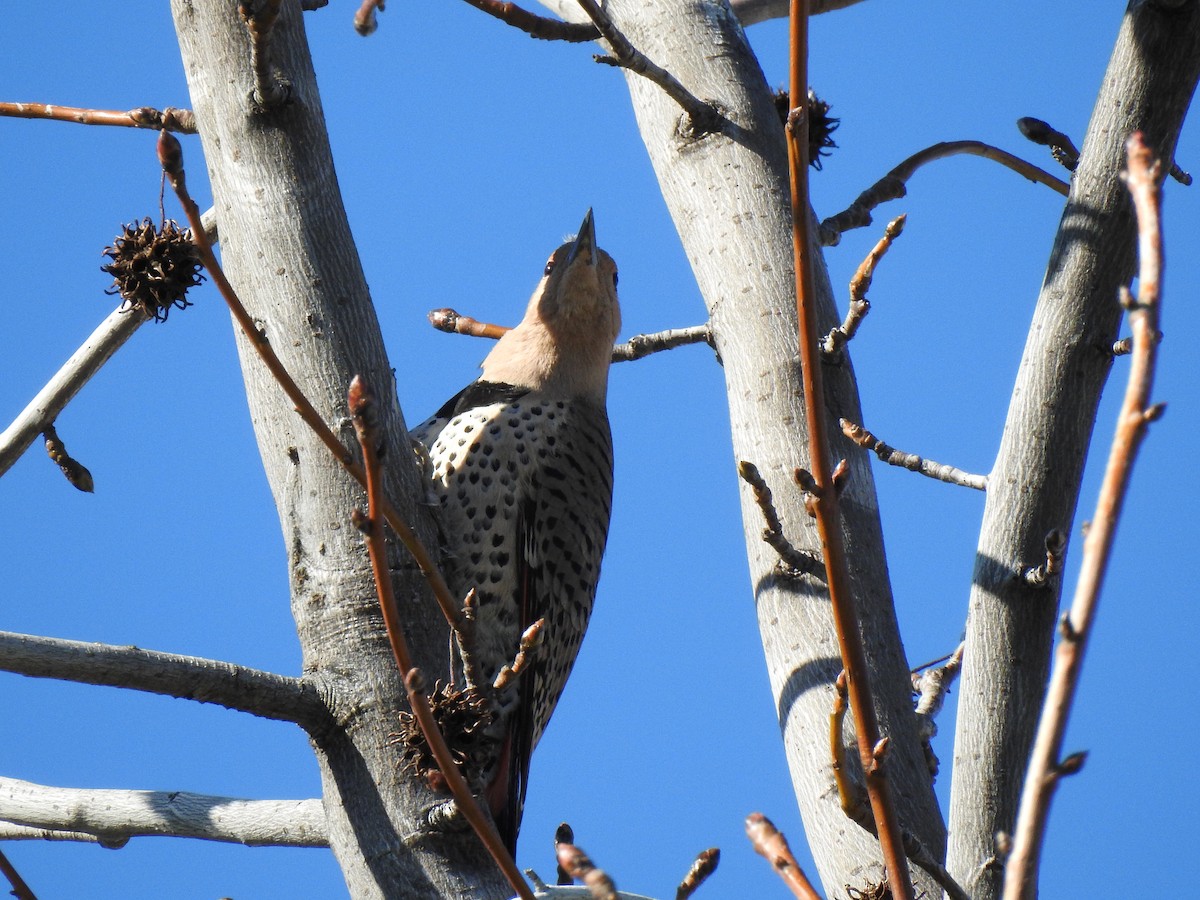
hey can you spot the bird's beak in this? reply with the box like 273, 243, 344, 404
566, 208, 597, 269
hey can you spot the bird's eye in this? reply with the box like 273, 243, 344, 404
612, 270, 619, 289
544, 259, 556, 276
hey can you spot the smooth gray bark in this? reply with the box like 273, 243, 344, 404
576, 0, 946, 893
947, 3, 1200, 898
169, 2, 506, 897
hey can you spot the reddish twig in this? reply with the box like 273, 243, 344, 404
458, 0, 598, 42
156, 130, 463, 634
744, 813, 822, 900
1002, 133, 1168, 900
0, 101, 195, 133
349, 377, 534, 900
840, 419, 987, 491
429, 307, 714, 364
818, 141, 1070, 246
239, 0, 291, 109
556, 841, 619, 900
822, 216, 905, 359
786, 4, 914, 896
0, 847, 37, 900
428, 307, 510, 340
676, 847, 720, 900
354, 0, 385, 34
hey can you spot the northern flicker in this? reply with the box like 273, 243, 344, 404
412, 209, 620, 852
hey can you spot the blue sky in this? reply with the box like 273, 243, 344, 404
1, 2, 1197, 898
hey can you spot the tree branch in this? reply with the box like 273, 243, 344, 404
818, 141, 1069, 246
0, 777, 327, 848
0, 101, 196, 132
1001, 132, 1168, 900
840, 419, 987, 491
0, 631, 327, 728
744, 813, 822, 900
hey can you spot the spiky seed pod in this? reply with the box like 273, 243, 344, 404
773, 88, 840, 170
392, 684, 496, 793
101, 218, 204, 322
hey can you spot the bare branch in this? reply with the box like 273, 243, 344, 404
0, 630, 327, 728
822, 215, 905, 359
736, 461, 825, 580
239, 0, 291, 109
0, 101, 196, 133
1002, 132, 1168, 900
744, 813, 822, 900
576, 0, 723, 135
840, 419, 987, 491
458, 0, 598, 41
0, 777, 327, 848
429, 307, 510, 340
1020, 529, 1066, 588
41, 424, 94, 493
0, 847, 36, 900
491, 619, 544, 691
611, 324, 714, 363
818, 141, 1069, 246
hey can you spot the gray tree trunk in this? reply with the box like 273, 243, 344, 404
169, 1, 507, 896
946, 4, 1200, 898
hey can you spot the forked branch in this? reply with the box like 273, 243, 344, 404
818, 141, 1069, 246
1002, 132, 1169, 900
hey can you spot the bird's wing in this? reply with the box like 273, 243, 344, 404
500, 400, 614, 849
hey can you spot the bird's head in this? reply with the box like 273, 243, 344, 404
481, 209, 621, 402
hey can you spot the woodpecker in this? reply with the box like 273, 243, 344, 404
412, 209, 620, 852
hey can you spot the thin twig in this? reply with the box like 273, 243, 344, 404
818, 141, 1070, 246
1112, 329, 1162, 356
0, 777, 327, 848
841, 419, 988, 491
156, 131, 464, 634
611, 324, 714, 362
0, 847, 36, 900
491, 620, 544, 691
1002, 132, 1168, 900
744, 813, 822, 900
239, 0, 291, 109
555, 842, 619, 900
349, 377, 535, 900
912, 642, 965, 779
822, 216, 905, 359
0, 630, 327, 728
428, 307, 510, 340
0, 101, 196, 132
574, 0, 723, 135
1020, 529, 1066, 588
429, 307, 714, 363
458, 0, 598, 41
1016, 117, 1080, 172
736, 461, 825, 580
675, 847, 720, 900
786, 4, 914, 894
